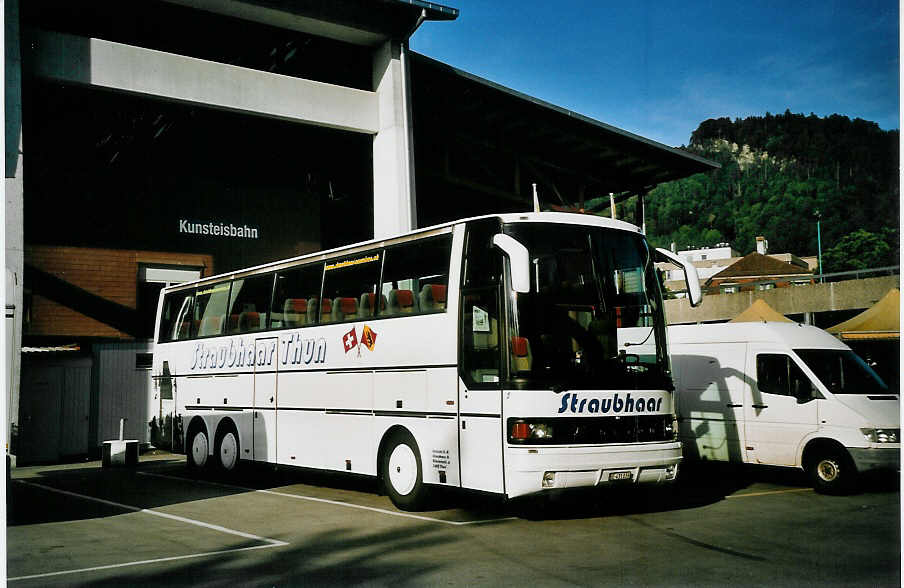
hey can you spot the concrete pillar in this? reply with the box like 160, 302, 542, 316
372, 40, 416, 239
4, 0, 23, 469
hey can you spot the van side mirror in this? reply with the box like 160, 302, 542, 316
492, 234, 530, 293
655, 248, 703, 307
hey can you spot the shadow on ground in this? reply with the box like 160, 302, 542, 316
8, 454, 899, 528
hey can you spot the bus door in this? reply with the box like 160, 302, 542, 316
253, 337, 278, 462
458, 218, 505, 493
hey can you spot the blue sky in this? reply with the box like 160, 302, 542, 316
410, 0, 899, 147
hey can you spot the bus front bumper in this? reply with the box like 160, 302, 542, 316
504, 441, 683, 499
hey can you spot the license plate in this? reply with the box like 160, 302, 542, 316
609, 471, 633, 481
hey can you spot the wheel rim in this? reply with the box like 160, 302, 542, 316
817, 458, 839, 482
219, 432, 238, 471
191, 431, 209, 467
387, 443, 418, 496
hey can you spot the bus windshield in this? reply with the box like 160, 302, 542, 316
794, 349, 889, 395
503, 222, 669, 391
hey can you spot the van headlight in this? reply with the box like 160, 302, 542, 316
861, 428, 899, 443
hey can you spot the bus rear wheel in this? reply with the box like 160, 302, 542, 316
381, 431, 427, 511
215, 427, 239, 473
188, 427, 210, 469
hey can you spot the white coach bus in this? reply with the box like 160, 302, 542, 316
152, 212, 702, 510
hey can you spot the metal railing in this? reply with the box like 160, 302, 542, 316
667, 265, 899, 297
815, 265, 900, 283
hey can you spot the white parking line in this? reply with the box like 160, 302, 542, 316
727, 487, 813, 498
15, 480, 288, 545
9, 479, 288, 582
9, 544, 280, 582
138, 471, 516, 527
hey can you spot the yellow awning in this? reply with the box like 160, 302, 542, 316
730, 299, 793, 323
827, 288, 899, 340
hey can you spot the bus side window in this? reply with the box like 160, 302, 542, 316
227, 274, 275, 333
272, 264, 323, 328
193, 282, 231, 338
159, 289, 195, 342
462, 291, 500, 384
322, 250, 382, 323
460, 218, 503, 387
381, 235, 452, 316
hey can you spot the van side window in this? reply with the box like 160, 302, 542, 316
227, 274, 274, 333
271, 264, 324, 328
380, 235, 452, 316
322, 251, 382, 323
757, 354, 812, 399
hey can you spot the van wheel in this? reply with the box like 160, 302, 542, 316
215, 427, 239, 473
187, 427, 210, 469
381, 431, 427, 511
808, 449, 855, 494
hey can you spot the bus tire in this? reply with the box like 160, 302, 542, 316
214, 423, 240, 473
187, 425, 210, 470
381, 430, 427, 511
807, 447, 856, 494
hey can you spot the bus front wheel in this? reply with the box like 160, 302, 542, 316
381, 431, 427, 511
187, 427, 210, 469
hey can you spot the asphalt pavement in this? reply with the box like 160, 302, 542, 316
6, 454, 900, 586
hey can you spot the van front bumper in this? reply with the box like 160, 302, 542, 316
505, 441, 682, 499
848, 446, 900, 473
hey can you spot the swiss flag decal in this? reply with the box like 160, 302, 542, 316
342, 327, 358, 353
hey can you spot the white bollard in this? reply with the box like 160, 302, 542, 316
103, 417, 138, 467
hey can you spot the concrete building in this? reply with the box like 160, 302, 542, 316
5, 0, 717, 463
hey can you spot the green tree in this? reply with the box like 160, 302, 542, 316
648, 112, 898, 258
822, 228, 899, 272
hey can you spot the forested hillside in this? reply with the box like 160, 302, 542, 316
645, 111, 899, 272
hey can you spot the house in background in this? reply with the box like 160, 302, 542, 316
705, 251, 814, 294
659, 235, 815, 294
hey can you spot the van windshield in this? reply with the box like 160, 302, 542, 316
794, 349, 889, 395
503, 223, 669, 391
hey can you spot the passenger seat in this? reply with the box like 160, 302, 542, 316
283, 298, 308, 327
388, 289, 416, 315
332, 297, 358, 322
419, 284, 447, 312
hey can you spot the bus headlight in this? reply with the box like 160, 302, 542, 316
861, 428, 899, 443
509, 420, 555, 443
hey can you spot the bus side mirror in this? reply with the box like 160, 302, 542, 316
492, 234, 531, 293
655, 248, 703, 307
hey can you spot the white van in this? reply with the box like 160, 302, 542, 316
668, 322, 899, 492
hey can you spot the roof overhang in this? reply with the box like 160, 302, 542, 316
411, 52, 719, 202
161, 0, 459, 46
